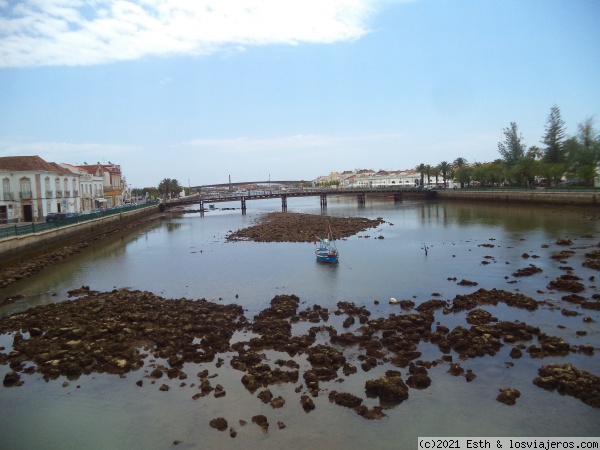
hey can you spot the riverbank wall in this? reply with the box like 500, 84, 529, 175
0, 206, 159, 264
435, 189, 598, 207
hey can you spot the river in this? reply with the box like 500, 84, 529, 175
1, 197, 599, 449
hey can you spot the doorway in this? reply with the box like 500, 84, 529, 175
23, 204, 33, 222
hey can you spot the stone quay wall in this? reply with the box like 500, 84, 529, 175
436, 189, 598, 207
0, 206, 158, 262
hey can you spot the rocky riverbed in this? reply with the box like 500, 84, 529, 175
1, 282, 599, 427
226, 212, 385, 242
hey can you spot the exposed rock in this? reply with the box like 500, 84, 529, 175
226, 212, 384, 243
556, 238, 573, 246
533, 364, 600, 408
512, 265, 543, 277
270, 396, 285, 408
209, 417, 228, 432
547, 274, 586, 293
252, 414, 269, 430
365, 375, 409, 404
300, 395, 315, 412
257, 389, 273, 404
328, 390, 364, 408
497, 388, 521, 405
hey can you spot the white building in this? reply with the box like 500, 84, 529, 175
0, 155, 80, 223
60, 163, 104, 211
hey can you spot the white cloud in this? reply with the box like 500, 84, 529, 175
0, 0, 382, 67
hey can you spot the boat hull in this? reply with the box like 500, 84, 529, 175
316, 248, 339, 263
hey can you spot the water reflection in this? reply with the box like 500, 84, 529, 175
433, 202, 598, 236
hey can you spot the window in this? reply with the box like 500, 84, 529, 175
45, 177, 52, 197
2, 178, 10, 200
20, 178, 32, 199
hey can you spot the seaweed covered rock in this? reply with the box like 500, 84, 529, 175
227, 212, 384, 242
547, 274, 586, 293
533, 364, 600, 408
365, 374, 409, 404
497, 388, 521, 405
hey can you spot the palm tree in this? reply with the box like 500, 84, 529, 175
453, 157, 468, 168
453, 157, 469, 188
431, 166, 441, 186
424, 164, 433, 186
415, 163, 426, 186
526, 145, 543, 160
437, 161, 452, 187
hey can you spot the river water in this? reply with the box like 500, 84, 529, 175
1, 197, 599, 449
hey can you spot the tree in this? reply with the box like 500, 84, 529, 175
539, 162, 566, 187
577, 116, 598, 148
455, 165, 472, 188
513, 156, 539, 188
452, 158, 468, 188
424, 164, 433, 185
541, 105, 566, 164
415, 163, 426, 186
437, 161, 452, 187
453, 157, 468, 168
431, 166, 440, 186
158, 178, 183, 198
498, 122, 526, 166
565, 117, 600, 186
527, 145, 543, 160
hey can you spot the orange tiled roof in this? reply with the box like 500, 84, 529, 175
0, 155, 63, 173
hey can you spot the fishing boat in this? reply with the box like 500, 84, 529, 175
315, 226, 339, 263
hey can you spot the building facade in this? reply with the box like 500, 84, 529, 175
0, 155, 128, 223
0, 155, 79, 223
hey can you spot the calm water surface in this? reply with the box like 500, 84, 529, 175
1, 197, 599, 449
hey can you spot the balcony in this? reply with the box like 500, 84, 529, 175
19, 191, 32, 199
46, 190, 53, 198
2, 192, 14, 201
74, 190, 79, 197
65, 190, 71, 197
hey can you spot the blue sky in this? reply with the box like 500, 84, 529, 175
1, 0, 599, 188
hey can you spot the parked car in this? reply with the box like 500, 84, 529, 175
45, 212, 73, 222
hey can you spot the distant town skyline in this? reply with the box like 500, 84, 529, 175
1, 0, 598, 188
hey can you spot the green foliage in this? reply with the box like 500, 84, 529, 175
437, 161, 452, 185
415, 163, 426, 186
455, 165, 472, 187
562, 118, 600, 186
406, 109, 598, 189
471, 161, 504, 185
541, 105, 566, 164
498, 122, 526, 166
513, 156, 539, 187
158, 178, 183, 197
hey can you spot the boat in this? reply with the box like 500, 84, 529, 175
315, 225, 339, 263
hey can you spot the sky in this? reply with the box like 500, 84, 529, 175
0, 0, 599, 188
